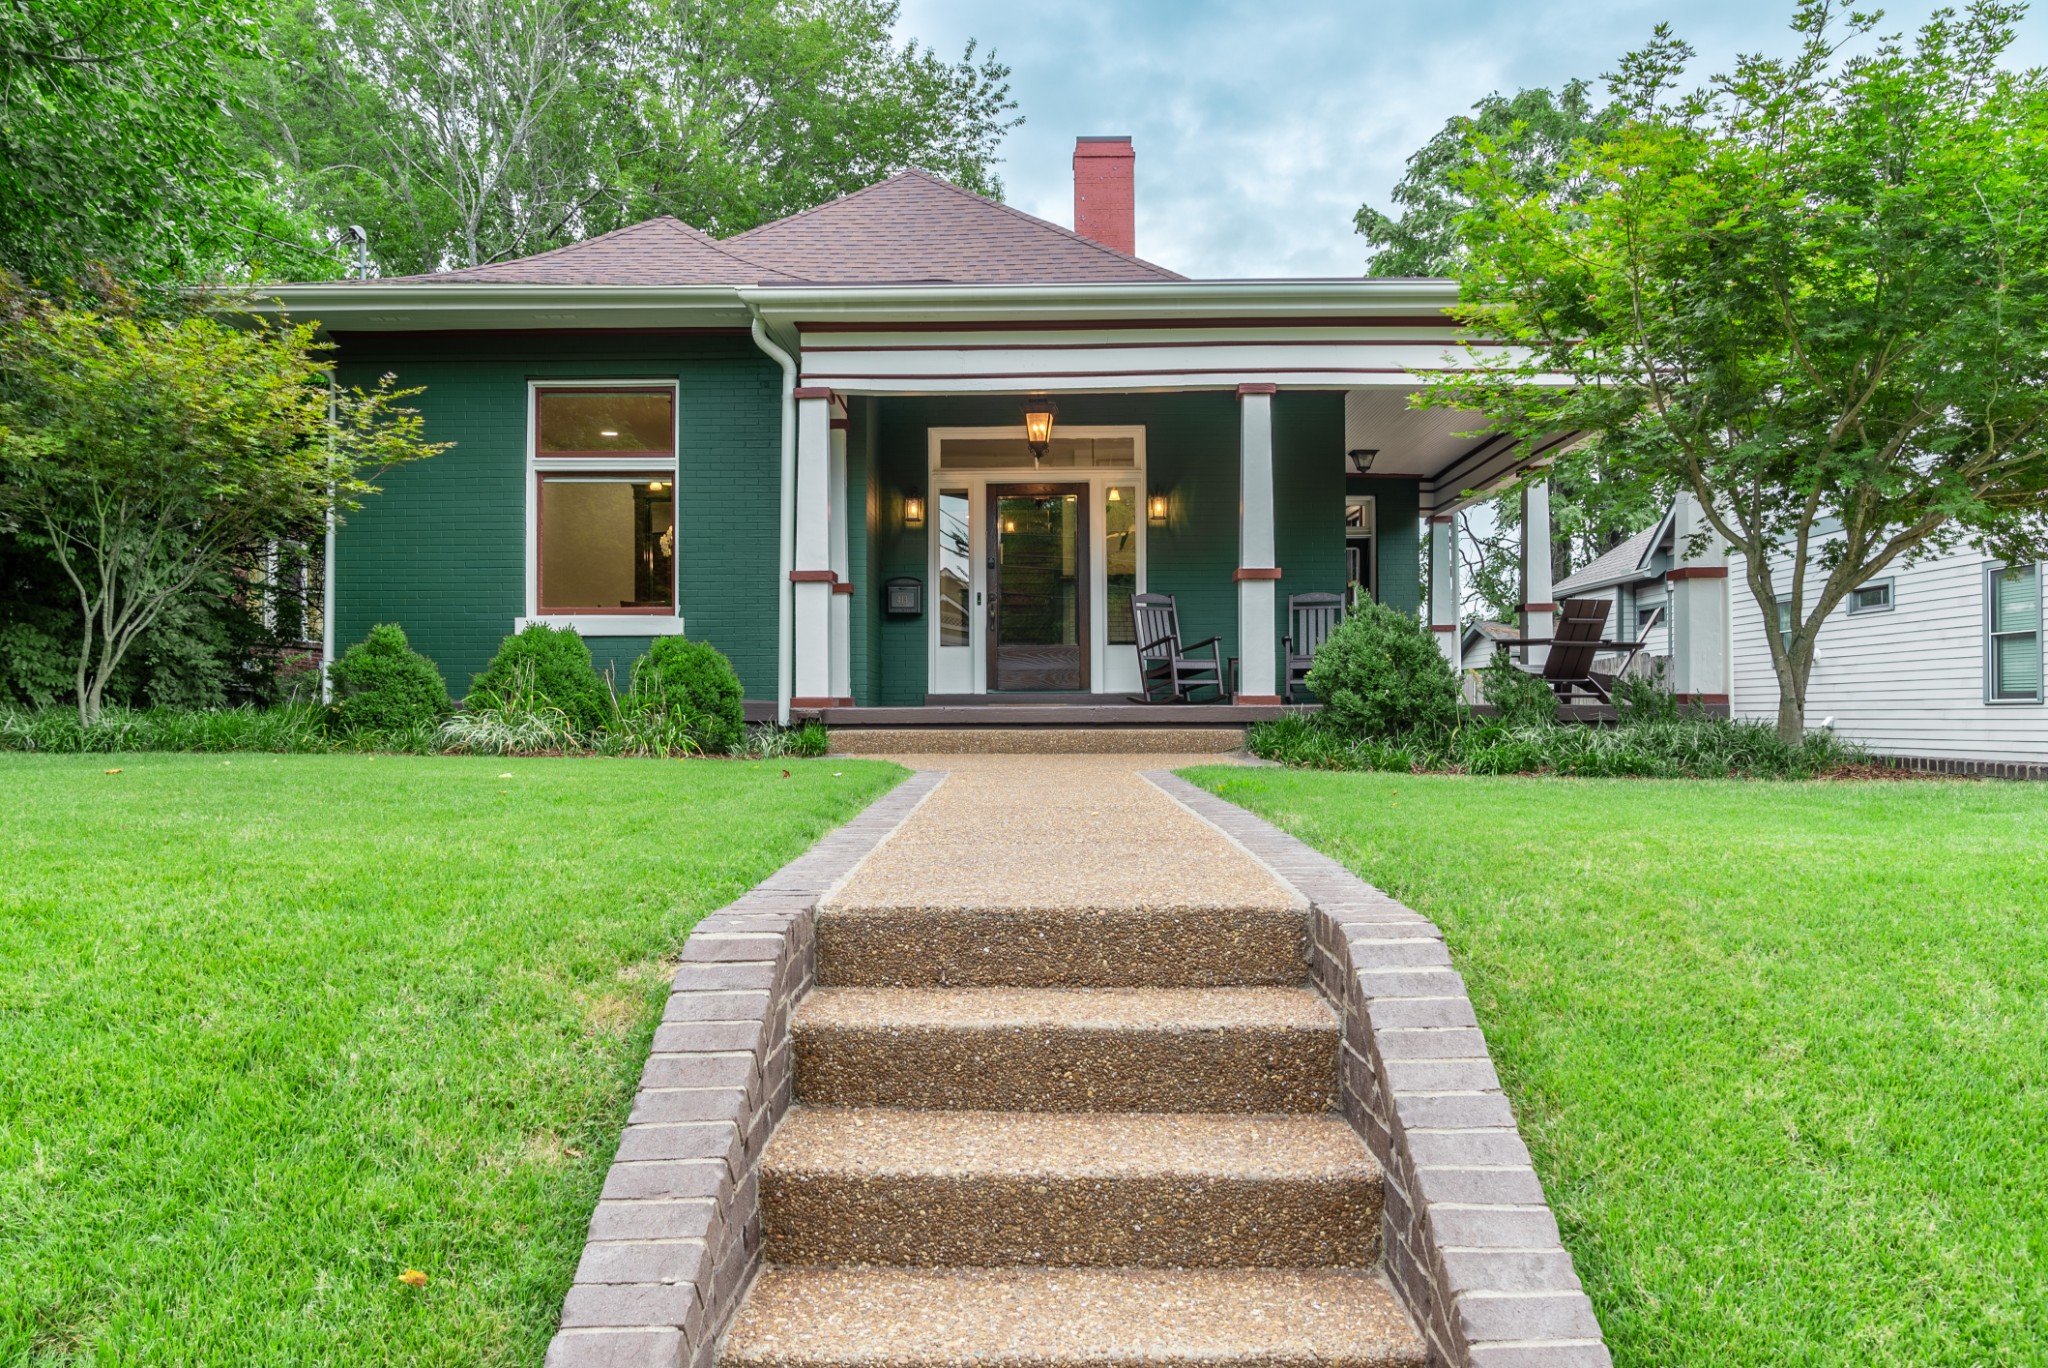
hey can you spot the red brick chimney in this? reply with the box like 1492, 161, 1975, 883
1073, 136, 1135, 256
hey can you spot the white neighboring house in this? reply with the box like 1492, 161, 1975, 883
1459, 621, 1521, 671
1729, 537, 2048, 764
1548, 508, 1677, 677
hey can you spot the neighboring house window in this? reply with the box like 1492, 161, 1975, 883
1776, 601, 1793, 647
1848, 579, 1894, 613
532, 385, 678, 616
1637, 603, 1662, 634
1987, 563, 2042, 703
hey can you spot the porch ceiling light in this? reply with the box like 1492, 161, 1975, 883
1022, 397, 1058, 465
1148, 487, 1169, 526
1347, 448, 1379, 474
903, 487, 925, 528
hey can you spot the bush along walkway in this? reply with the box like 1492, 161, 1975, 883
550, 754, 1607, 1368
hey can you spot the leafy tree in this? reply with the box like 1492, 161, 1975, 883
0, 290, 448, 723
239, 0, 1019, 276
1357, 80, 1619, 278
0, 0, 334, 284
1428, 0, 2048, 740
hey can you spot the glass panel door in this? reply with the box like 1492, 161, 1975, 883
989, 487, 1088, 691
932, 488, 974, 694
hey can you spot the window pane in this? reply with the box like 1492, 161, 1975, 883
539, 479, 674, 610
538, 390, 674, 455
939, 436, 1135, 469
938, 490, 971, 648
1995, 633, 2042, 700
1993, 565, 2039, 633
1345, 495, 1375, 533
1106, 485, 1137, 645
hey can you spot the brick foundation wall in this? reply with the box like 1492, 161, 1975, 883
544, 772, 943, 1368
1876, 753, 2048, 780
1149, 773, 1612, 1368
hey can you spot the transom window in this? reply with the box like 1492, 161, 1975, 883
530, 382, 679, 620
938, 435, 1135, 469
536, 387, 675, 457
1988, 563, 2042, 703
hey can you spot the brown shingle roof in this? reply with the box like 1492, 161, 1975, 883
381, 216, 797, 285
723, 169, 1182, 284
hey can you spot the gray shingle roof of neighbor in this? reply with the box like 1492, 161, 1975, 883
1553, 522, 1664, 596
365, 169, 1184, 287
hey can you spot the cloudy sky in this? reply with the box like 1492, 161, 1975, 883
897, 0, 2048, 279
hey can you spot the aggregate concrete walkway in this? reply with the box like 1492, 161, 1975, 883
829, 752, 1297, 912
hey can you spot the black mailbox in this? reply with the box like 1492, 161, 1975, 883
884, 576, 923, 617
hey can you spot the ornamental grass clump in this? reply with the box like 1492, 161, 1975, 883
1302, 599, 1463, 739
326, 624, 451, 737
468, 624, 610, 735
625, 638, 744, 755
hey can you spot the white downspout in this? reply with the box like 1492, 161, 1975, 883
750, 313, 798, 725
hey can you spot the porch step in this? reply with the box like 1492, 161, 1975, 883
825, 726, 1247, 755
815, 904, 1309, 988
721, 1265, 1427, 1368
761, 1108, 1381, 1267
791, 987, 1340, 1114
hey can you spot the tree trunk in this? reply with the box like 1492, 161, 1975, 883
1773, 651, 1812, 744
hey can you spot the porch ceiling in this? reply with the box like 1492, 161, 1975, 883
1343, 388, 1577, 517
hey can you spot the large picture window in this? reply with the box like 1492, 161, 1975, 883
528, 382, 680, 629
1988, 563, 2042, 703
538, 477, 674, 612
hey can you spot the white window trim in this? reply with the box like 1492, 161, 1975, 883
525, 379, 681, 635
1985, 561, 2043, 706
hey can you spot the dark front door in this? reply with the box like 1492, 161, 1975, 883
988, 484, 1090, 691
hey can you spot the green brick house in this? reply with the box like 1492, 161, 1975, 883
268, 138, 1561, 724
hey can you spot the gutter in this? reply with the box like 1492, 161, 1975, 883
749, 311, 799, 726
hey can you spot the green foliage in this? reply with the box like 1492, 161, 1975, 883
468, 625, 610, 735
1612, 664, 1682, 724
1246, 710, 1866, 780
1426, 1, 2048, 738
238, 0, 1020, 276
1303, 599, 1464, 739
326, 623, 450, 735
0, 292, 447, 723
1479, 649, 1560, 728
1357, 78, 1620, 277
0, 702, 334, 753
733, 720, 831, 760
627, 638, 744, 755
0, 0, 330, 283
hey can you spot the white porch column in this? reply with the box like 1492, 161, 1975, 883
1667, 490, 1730, 703
790, 387, 835, 708
1519, 478, 1555, 666
1429, 514, 1461, 667
827, 417, 852, 705
1235, 383, 1280, 703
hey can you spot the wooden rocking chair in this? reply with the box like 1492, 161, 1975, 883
1283, 592, 1347, 702
1132, 592, 1229, 703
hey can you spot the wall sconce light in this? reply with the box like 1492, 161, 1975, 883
1022, 397, 1058, 465
1148, 488, 1169, 526
1346, 447, 1379, 474
903, 488, 925, 528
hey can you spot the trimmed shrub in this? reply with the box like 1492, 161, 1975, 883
627, 638, 744, 754
1479, 648, 1559, 729
1613, 664, 1683, 723
1303, 599, 1463, 738
327, 624, 451, 735
469, 624, 610, 735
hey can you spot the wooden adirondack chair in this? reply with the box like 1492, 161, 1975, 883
1500, 598, 1618, 704
1283, 592, 1346, 702
1132, 592, 1228, 703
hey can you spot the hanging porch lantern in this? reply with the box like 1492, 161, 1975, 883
1022, 397, 1058, 466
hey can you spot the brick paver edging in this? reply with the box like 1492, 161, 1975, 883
544, 770, 947, 1368
1145, 772, 1612, 1368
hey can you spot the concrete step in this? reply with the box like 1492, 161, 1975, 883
791, 987, 1339, 1114
761, 1107, 1381, 1268
824, 725, 1247, 755
720, 1265, 1427, 1368
815, 904, 1309, 988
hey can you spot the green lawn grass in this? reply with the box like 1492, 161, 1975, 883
0, 753, 901, 1366
1183, 768, 2048, 1368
